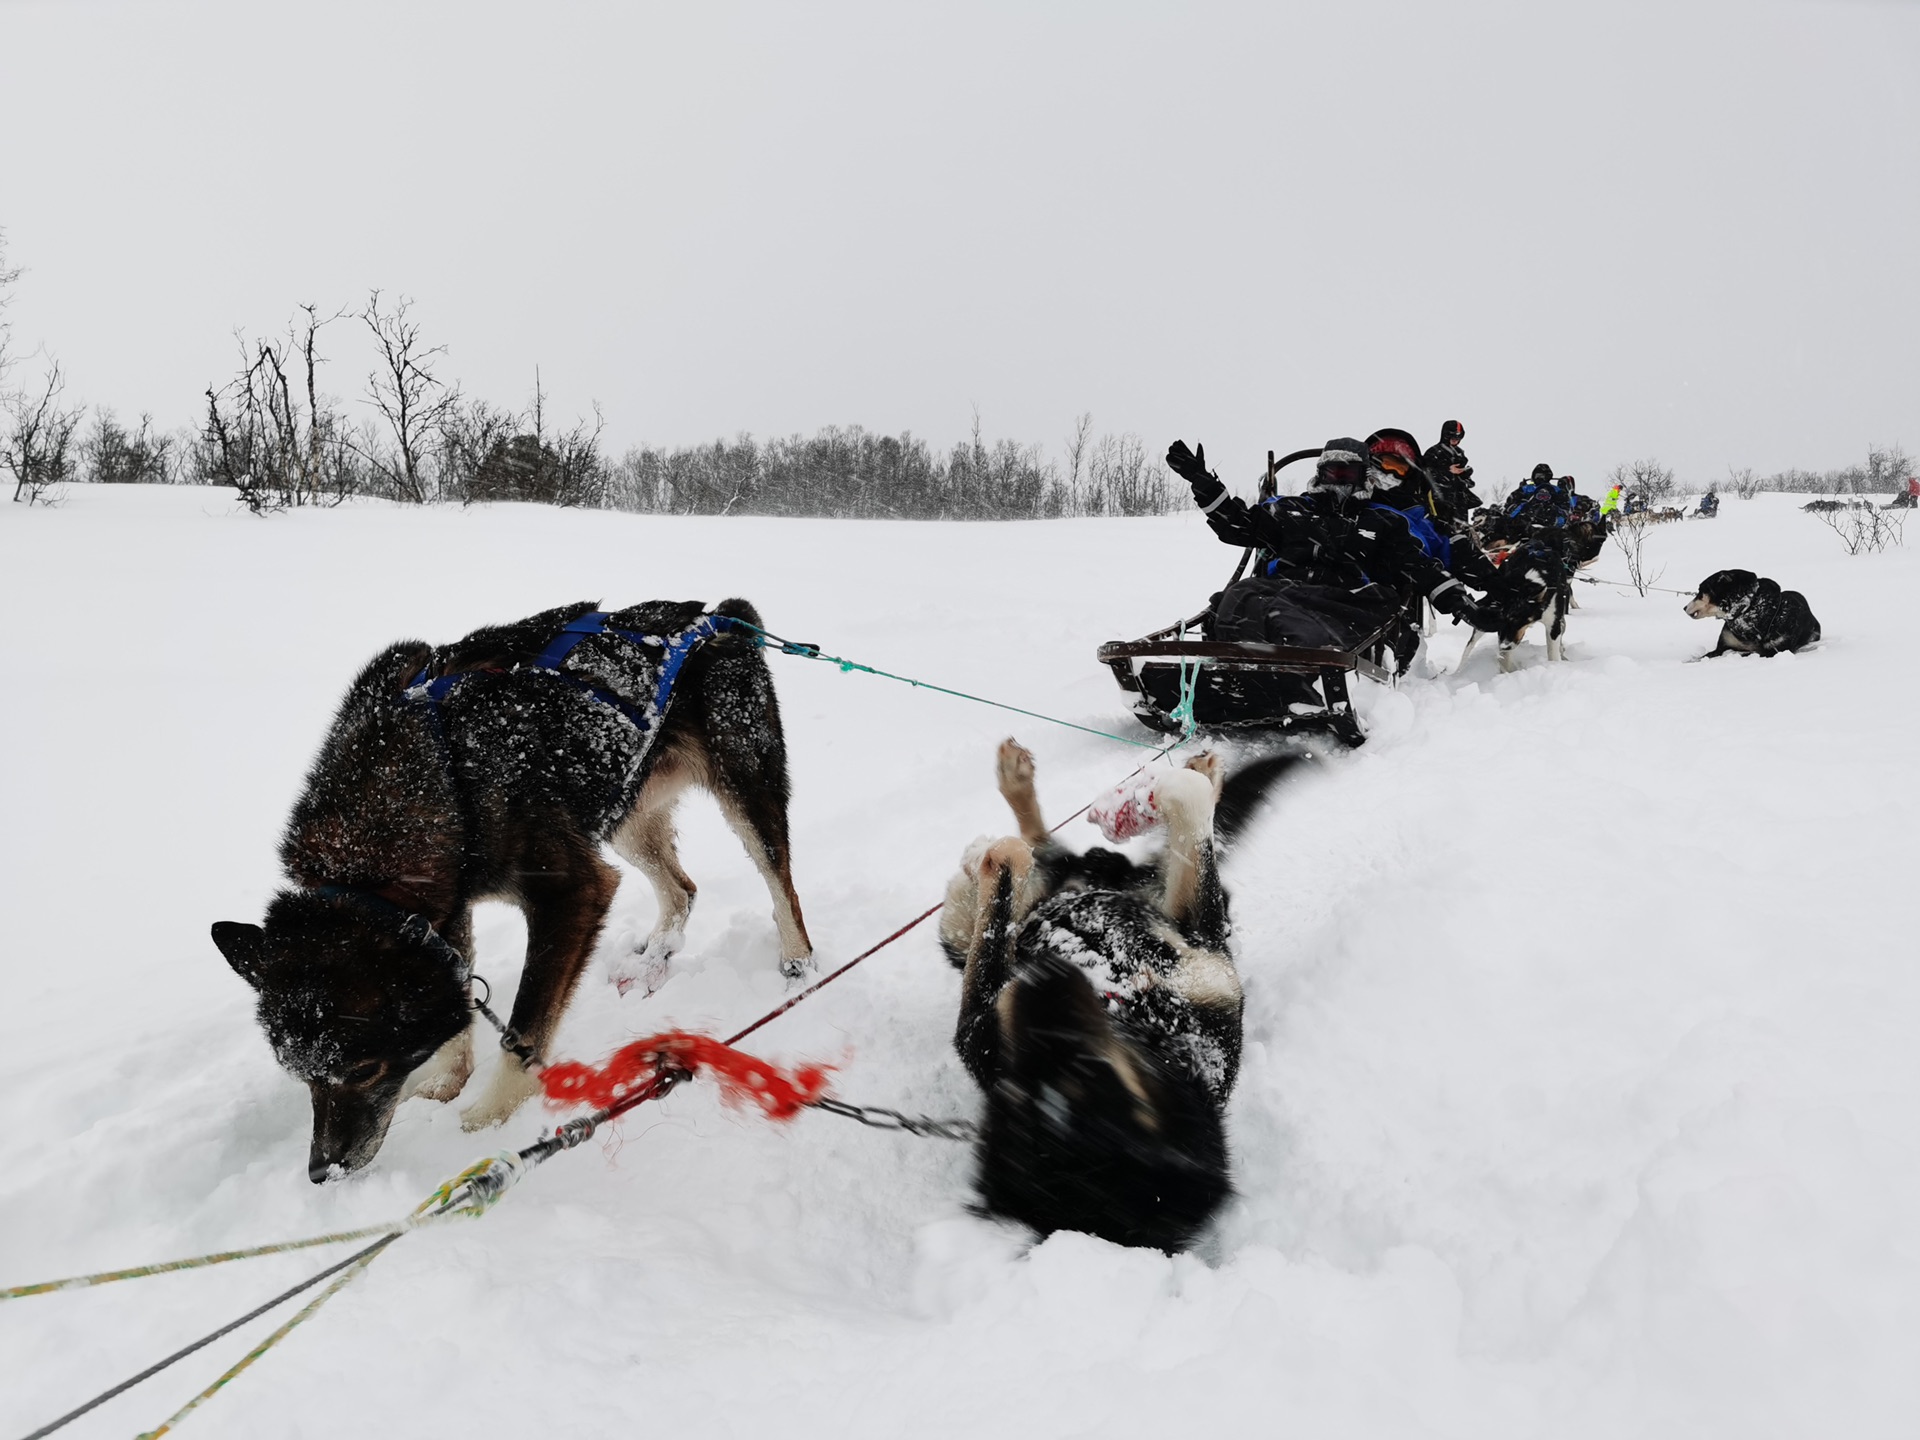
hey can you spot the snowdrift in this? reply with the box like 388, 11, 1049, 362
2, 488, 1915, 1438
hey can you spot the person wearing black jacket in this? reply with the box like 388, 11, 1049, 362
1422, 420, 1481, 527
1166, 437, 1484, 666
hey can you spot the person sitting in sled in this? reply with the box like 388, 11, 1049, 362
1166, 437, 1484, 671
1422, 419, 1481, 529
1696, 488, 1720, 517
1366, 428, 1455, 571
1495, 463, 1574, 543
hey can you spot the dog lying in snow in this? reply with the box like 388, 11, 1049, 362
939, 740, 1296, 1250
1684, 569, 1821, 657
211, 598, 810, 1181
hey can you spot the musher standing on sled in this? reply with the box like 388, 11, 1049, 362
1166, 437, 1485, 671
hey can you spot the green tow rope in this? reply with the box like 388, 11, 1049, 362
737, 621, 1162, 750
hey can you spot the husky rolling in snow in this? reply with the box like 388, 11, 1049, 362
211, 598, 810, 1181
939, 740, 1295, 1250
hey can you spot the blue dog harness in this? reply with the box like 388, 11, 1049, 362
405, 608, 742, 739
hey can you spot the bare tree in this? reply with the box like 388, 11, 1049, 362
0, 229, 18, 383
1608, 457, 1676, 506
1727, 464, 1763, 500
1609, 513, 1664, 595
199, 308, 358, 513
362, 291, 458, 503
1065, 410, 1093, 493
5, 359, 84, 504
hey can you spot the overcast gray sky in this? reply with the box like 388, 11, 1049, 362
3, 0, 1916, 493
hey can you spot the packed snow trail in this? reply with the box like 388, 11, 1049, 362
2, 489, 1916, 1438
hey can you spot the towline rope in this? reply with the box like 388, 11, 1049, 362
735, 619, 1166, 750
1576, 574, 1696, 596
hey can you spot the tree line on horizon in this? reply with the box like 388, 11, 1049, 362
0, 239, 1181, 517
1, 236, 1909, 513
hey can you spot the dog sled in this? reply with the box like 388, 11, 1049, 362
1097, 448, 1408, 748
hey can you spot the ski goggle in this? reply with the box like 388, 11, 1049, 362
1374, 454, 1411, 477
1316, 461, 1368, 487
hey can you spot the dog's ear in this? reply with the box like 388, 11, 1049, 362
211, 921, 269, 989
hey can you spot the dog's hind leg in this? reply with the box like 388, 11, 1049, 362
462, 845, 622, 1131
608, 760, 700, 995
715, 789, 812, 979
996, 738, 1049, 845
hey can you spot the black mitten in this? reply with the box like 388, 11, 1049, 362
1166, 440, 1224, 509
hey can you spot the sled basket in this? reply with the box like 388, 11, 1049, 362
1098, 606, 1402, 748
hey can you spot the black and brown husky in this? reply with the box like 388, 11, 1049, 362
939, 740, 1295, 1250
212, 598, 811, 1181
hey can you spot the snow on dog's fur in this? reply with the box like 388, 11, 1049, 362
939, 740, 1297, 1250
1684, 568, 1822, 657
211, 598, 810, 1182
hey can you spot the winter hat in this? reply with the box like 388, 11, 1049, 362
1366, 428, 1423, 476
1441, 420, 1464, 445
1314, 439, 1371, 490
1530, 462, 1554, 483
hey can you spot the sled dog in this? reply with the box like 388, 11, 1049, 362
1684, 569, 1821, 657
212, 598, 810, 1182
939, 740, 1296, 1250
1459, 536, 1572, 672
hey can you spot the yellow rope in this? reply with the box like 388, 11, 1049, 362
133, 1235, 399, 1440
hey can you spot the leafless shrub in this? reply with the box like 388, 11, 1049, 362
197, 306, 361, 513
1610, 513, 1665, 596
1813, 502, 1904, 555
4, 358, 83, 504
1727, 464, 1762, 500
451, 375, 607, 508
80, 410, 178, 484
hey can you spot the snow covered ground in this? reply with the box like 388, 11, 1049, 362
2, 486, 1915, 1439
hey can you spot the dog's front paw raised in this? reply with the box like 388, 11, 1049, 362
459, 1057, 544, 1130
996, 738, 1036, 798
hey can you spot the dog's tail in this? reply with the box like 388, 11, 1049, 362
1214, 751, 1307, 850
712, 596, 767, 651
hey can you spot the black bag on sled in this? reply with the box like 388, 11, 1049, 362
1211, 576, 1399, 651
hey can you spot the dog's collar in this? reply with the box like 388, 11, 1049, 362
312, 884, 471, 984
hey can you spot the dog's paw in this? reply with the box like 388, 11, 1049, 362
779, 951, 817, 983
1182, 750, 1225, 800
609, 926, 684, 996
403, 1028, 474, 1104
459, 1059, 543, 1131
995, 738, 1036, 797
